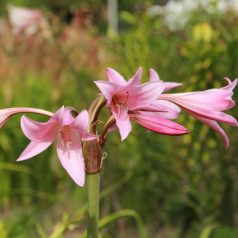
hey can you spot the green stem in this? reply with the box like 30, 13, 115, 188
87, 173, 100, 238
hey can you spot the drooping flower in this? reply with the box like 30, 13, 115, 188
158, 75, 238, 148
0, 106, 95, 186
95, 67, 188, 140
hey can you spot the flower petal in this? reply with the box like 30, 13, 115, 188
127, 81, 165, 110
160, 79, 237, 111
149, 69, 182, 92
192, 114, 229, 148
57, 131, 85, 186
130, 112, 189, 135
127, 67, 142, 86
115, 117, 132, 141
0, 107, 53, 128
106, 67, 126, 85
149, 68, 161, 82
71, 110, 97, 140
50, 106, 75, 125
21, 115, 59, 141
141, 100, 181, 119
17, 140, 53, 161
167, 103, 238, 126
112, 106, 132, 140
94, 81, 119, 104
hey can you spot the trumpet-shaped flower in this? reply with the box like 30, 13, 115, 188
0, 106, 95, 186
158, 76, 238, 148
95, 67, 188, 140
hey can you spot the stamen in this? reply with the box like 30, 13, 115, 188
116, 104, 128, 120
60, 125, 72, 147
124, 91, 129, 104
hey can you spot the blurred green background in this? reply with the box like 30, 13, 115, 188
0, 0, 238, 237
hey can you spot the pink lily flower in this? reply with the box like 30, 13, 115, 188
159, 77, 238, 148
8, 5, 43, 35
95, 67, 189, 140
0, 106, 95, 186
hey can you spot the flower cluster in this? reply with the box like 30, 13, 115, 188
0, 68, 237, 186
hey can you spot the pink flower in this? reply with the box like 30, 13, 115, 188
0, 106, 95, 186
159, 76, 238, 148
8, 5, 43, 35
95, 67, 188, 140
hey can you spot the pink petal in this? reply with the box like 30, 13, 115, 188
17, 140, 53, 161
106, 68, 126, 85
61, 107, 75, 125
50, 106, 65, 122
149, 69, 161, 82
112, 105, 132, 140
192, 114, 229, 148
130, 112, 189, 135
115, 117, 132, 141
21, 115, 59, 141
127, 67, 142, 86
127, 81, 165, 110
50, 106, 75, 125
224, 78, 237, 91
71, 110, 89, 132
141, 100, 181, 119
72, 110, 97, 140
57, 131, 85, 186
184, 107, 238, 126
149, 69, 182, 91
0, 107, 53, 128
94, 81, 118, 104
163, 82, 183, 92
